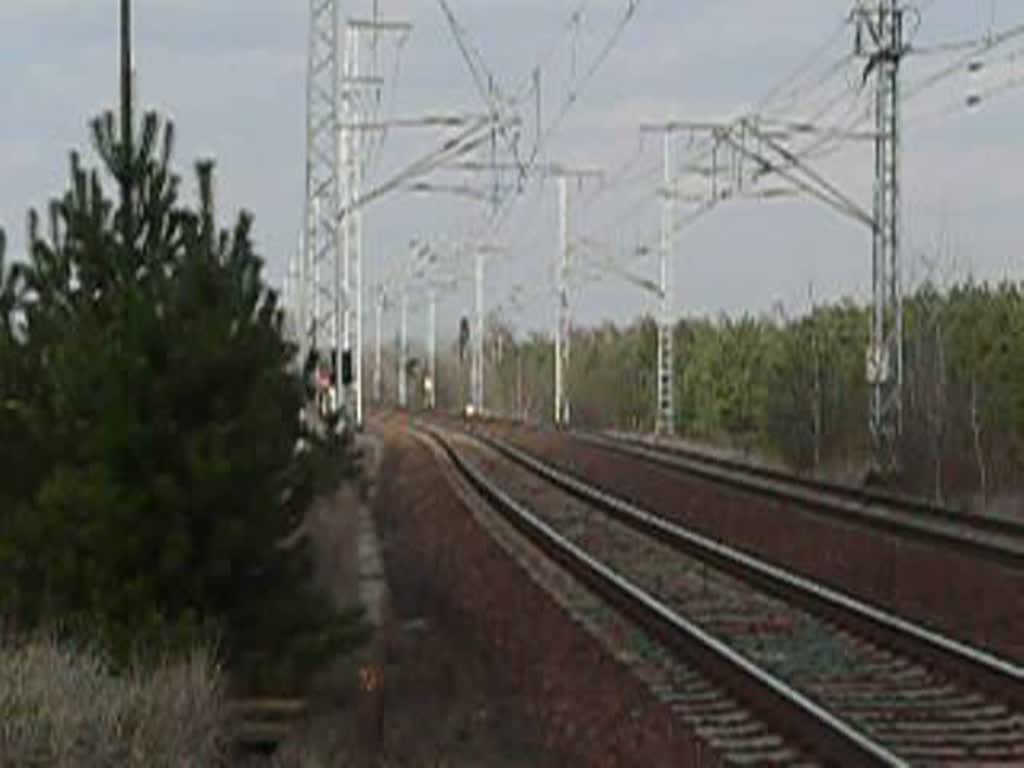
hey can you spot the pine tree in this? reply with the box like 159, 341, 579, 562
0, 111, 368, 686
0, 231, 35, 524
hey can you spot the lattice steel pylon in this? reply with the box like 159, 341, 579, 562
645, 129, 680, 436
657, 143, 676, 435
857, 0, 905, 472
303, 0, 340, 376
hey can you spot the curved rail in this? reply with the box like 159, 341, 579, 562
420, 423, 906, 766
612, 431, 1024, 533
476, 429, 1024, 714
570, 430, 1024, 566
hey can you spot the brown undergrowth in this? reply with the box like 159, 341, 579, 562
0, 635, 227, 767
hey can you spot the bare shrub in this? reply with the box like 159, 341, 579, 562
0, 635, 227, 767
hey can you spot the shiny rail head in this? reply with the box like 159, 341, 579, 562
419, 423, 907, 767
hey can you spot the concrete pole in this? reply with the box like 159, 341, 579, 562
338, 31, 351, 423
351, 29, 366, 428
428, 288, 437, 409
297, 229, 308, 365
333, 126, 343, 416
517, 349, 523, 418
283, 253, 292, 322
399, 289, 408, 408
284, 250, 296, 344
474, 250, 485, 413
312, 197, 322, 352
555, 177, 570, 426
340, 27, 359, 425
354, 211, 364, 424
373, 289, 383, 402
342, 27, 354, 357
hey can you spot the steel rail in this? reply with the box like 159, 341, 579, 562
420, 423, 906, 767
610, 430, 1024, 534
574, 430, 1024, 567
474, 429, 1024, 714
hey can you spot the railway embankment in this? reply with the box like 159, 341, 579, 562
372, 414, 714, 766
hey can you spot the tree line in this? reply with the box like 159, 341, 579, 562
420, 285, 1024, 511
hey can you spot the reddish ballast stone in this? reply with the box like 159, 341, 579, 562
374, 423, 724, 767
482, 421, 1024, 664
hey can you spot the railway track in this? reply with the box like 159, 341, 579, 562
460, 417, 1024, 661
583, 429, 1024, 565
421, 422, 1024, 765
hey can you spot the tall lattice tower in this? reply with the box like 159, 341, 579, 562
857, 0, 905, 471
302, 0, 341, 372
656, 130, 678, 436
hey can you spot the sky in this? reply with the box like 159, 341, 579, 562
3, 0, 1024, 343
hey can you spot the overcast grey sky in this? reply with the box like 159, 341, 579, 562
3, 1, 1024, 340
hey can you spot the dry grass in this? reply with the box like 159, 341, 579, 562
0, 635, 228, 767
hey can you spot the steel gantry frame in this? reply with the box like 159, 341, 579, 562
658, 0, 906, 469
299, 0, 912, 465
